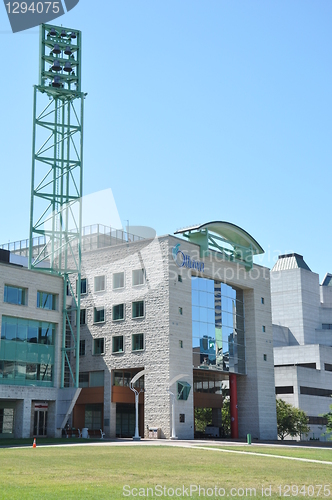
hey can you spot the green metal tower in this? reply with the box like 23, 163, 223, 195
29, 23, 85, 388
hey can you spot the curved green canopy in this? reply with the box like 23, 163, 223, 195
175, 221, 264, 255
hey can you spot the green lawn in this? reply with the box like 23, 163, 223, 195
0, 444, 331, 499
199, 444, 332, 462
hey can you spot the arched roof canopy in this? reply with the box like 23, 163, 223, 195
175, 221, 264, 255
174, 221, 264, 271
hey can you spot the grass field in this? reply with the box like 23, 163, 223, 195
0, 443, 331, 499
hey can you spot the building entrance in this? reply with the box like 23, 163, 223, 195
116, 403, 135, 437
33, 403, 48, 436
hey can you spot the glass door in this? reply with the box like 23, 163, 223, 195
33, 409, 48, 436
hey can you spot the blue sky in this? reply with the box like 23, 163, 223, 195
1, 1, 331, 280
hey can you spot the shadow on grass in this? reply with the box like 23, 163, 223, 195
0, 437, 106, 448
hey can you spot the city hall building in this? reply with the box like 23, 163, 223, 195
0, 222, 277, 440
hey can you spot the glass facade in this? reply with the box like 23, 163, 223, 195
192, 277, 245, 374
0, 316, 55, 386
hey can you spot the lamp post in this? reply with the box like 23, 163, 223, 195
129, 369, 147, 441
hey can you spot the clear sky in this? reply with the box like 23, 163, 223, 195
1, 1, 331, 281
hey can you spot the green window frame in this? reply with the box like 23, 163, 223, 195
132, 301, 144, 319
132, 333, 144, 351
80, 309, 86, 325
177, 381, 191, 400
76, 278, 87, 295
112, 336, 124, 354
112, 304, 124, 321
93, 338, 105, 355
93, 307, 105, 323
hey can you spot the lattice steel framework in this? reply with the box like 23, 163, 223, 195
29, 23, 85, 388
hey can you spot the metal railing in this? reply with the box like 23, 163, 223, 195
0, 224, 145, 258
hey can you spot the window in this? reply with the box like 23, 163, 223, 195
177, 381, 191, 400
132, 269, 145, 286
179, 340, 183, 348
112, 336, 124, 353
0, 408, 14, 434
4, 285, 27, 306
85, 403, 103, 430
113, 272, 124, 290
178, 275, 182, 283
132, 333, 144, 351
192, 277, 245, 375
261, 297, 265, 304
263, 354, 267, 361
37, 291, 56, 310
132, 301, 144, 319
79, 372, 89, 388
308, 416, 328, 425
300, 386, 332, 397
93, 338, 105, 355
179, 414, 185, 423
94, 307, 105, 323
79, 339, 86, 356
94, 275, 105, 292
90, 371, 104, 387
80, 309, 86, 325
114, 371, 124, 386
322, 324, 332, 330
179, 307, 183, 315
0, 316, 55, 387
262, 325, 266, 332
79, 371, 104, 387
113, 304, 124, 321
275, 386, 294, 395
77, 278, 87, 295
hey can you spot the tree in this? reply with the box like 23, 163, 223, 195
194, 408, 212, 433
276, 399, 310, 440
221, 397, 231, 437
322, 401, 332, 439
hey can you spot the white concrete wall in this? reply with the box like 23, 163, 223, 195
271, 268, 320, 345
77, 236, 172, 438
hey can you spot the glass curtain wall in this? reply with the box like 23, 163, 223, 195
192, 277, 245, 374
0, 316, 55, 386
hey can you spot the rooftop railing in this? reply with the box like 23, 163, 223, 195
0, 224, 145, 258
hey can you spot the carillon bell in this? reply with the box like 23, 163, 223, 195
64, 46, 72, 56
63, 62, 72, 73
52, 76, 62, 88
49, 28, 57, 37
51, 60, 62, 72
52, 44, 61, 55
60, 30, 67, 37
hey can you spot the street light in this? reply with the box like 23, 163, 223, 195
129, 369, 147, 441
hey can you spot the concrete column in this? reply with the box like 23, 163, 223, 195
230, 374, 238, 439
